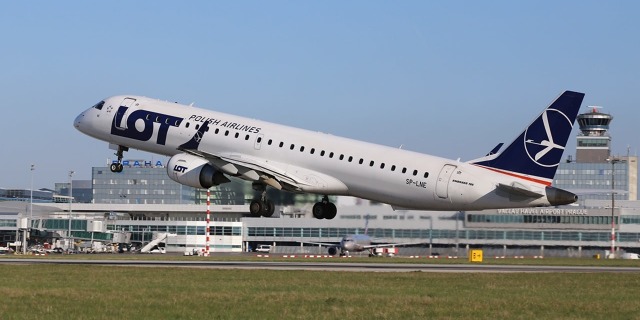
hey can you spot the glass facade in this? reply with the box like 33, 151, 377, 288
93, 166, 195, 204
0, 189, 54, 202
553, 162, 629, 201
467, 214, 619, 225
0, 219, 17, 227
246, 227, 640, 244
93, 166, 250, 205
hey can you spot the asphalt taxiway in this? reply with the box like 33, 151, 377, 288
1, 258, 639, 273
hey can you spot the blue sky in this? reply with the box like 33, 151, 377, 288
1, 1, 638, 189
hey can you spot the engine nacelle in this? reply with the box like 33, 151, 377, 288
167, 153, 230, 189
328, 247, 338, 256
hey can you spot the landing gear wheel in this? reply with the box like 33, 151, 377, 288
325, 202, 337, 220
110, 145, 128, 173
312, 202, 325, 219
262, 200, 275, 217
110, 163, 123, 173
249, 200, 263, 217
313, 196, 337, 219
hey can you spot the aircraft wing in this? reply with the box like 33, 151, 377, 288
180, 148, 314, 192
362, 241, 428, 249
299, 241, 338, 247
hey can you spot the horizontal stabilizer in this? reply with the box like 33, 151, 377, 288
496, 183, 544, 198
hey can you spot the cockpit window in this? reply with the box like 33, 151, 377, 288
92, 101, 105, 110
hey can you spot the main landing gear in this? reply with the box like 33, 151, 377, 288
312, 195, 337, 220
249, 183, 275, 218
109, 145, 128, 173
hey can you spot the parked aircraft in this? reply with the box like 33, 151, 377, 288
74, 91, 584, 218
303, 216, 425, 256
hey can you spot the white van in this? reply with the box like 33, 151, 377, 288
256, 245, 272, 253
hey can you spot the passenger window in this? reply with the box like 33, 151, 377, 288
290, 144, 295, 150
279, 142, 284, 147
348, 156, 353, 162
413, 170, 418, 176
196, 124, 200, 130
339, 154, 344, 160
402, 168, 407, 173
423, 172, 429, 178
391, 165, 396, 171
245, 135, 250, 140
310, 148, 315, 154
225, 130, 229, 136
215, 128, 219, 134
235, 133, 239, 138
300, 146, 305, 152
369, 161, 374, 167
186, 123, 190, 128
329, 152, 334, 158
257, 137, 262, 143
320, 151, 325, 156
359, 159, 364, 165
268, 139, 272, 145
380, 163, 385, 169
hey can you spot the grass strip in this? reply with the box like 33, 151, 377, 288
0, 265, 638, 320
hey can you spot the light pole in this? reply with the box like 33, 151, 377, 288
606, 158, 621, 258
30, 164, 34, 220
68, 170, 74, 252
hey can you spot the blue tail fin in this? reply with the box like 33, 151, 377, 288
471, 91, 585, 184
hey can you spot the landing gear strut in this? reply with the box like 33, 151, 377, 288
109, 145, 128, 173
249, 183, 275, 218
312, 195, 337, 220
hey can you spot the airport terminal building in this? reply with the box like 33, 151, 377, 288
1, 198, 640, 257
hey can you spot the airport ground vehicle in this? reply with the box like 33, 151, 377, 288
256, 245, 272, 253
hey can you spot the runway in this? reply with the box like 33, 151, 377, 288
1, 258, 639, 273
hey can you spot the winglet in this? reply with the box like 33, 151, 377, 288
471, 91, 585, 185
486, 143, 504, 156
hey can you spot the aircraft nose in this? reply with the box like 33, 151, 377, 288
73, 112, 84, 131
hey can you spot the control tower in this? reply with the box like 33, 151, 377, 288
575, 106, 613, 163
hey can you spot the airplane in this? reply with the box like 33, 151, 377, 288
304, 234, 419, 256
302, 216, 426, 256
74, 90, 584, 218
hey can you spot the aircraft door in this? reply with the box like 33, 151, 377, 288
114, 98, 137, 130
254, 133, 264, 150
436, 164, 456, 199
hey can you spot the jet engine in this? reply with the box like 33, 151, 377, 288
167, 153, 230, 189
328, 247, 338, 256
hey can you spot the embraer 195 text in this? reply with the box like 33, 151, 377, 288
74, 91, 584, 219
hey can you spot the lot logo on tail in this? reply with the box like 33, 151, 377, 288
523, 108, 572, 168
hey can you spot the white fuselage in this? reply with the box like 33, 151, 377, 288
74, 95, 558, 211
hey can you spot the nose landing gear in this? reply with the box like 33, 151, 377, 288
109, 145, 128, 173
